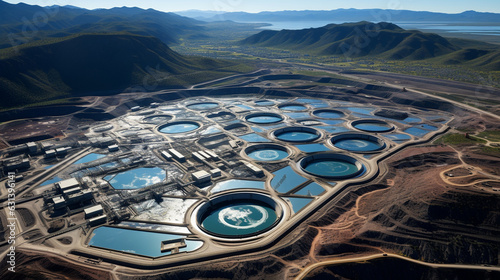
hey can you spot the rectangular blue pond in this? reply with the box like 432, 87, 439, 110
73, 153, 105, 165
295, 143, 331, 153
210, 180, 266, 193
283, 197, 314, 214
271, 166, 308, 193
40, 176, 62, 186
89, 226, 202, 257
419, 124, 439, 131
404, 127, 431, 138
294, 182, 325, 196
252, 126, 265, 133
239, 133, 271, 143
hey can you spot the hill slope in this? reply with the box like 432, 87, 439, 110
0, 0, 205, 49
0, 34, 251, 109
242, 21, 500, 69
242, 22, 459, 60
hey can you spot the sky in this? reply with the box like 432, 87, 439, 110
4, 0, 500, 14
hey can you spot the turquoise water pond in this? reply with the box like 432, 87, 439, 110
284, 197, 314, 214
294, 182, 325, 196
271, 166, 308, 193
304, 159, 360, 178
89, 226, 202, 257
201, 202, 278, 236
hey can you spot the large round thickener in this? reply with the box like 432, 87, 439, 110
245, 144, 290, 161
246, 112, 284, 124
273, 127, 321, 143
195, 192, 283, 238
352, 119, 394, 133
158, 121, 200, 134
331, 133, 386, 152
299, 153, 364, 179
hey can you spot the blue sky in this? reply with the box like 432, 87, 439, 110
5, 0, 500, 13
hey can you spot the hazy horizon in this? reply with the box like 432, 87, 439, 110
4, 0, 500, 14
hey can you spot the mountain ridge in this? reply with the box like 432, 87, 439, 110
241, 21, 500, 69
0, 0, 205, 50
0, 33, 251, 109
198, 9, 500, 23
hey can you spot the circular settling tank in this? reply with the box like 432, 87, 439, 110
331, 133, 386, 152
143, 115, 173, 124
352, 120, 394, 133
196, 192, 282, 238
246, 113, 284, 124
245, 144, 290, 161
158, 121, 200, 134
299, 153, 364, 179
187, 102, 219, 110
273, 127, 321, 143
312, 109, 345, 119
279, 103, 307, 111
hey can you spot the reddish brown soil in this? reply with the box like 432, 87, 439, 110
0, 251, 112, 280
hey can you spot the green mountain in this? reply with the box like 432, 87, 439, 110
241, 21, 500, 69
0, 1, 205, 49
0, 34, 251, 109
242, 22, 459, 60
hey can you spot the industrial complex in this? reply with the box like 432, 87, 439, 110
0, 87, 452, 270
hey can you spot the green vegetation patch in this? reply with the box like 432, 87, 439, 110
434, 133, 487, 146
477, 130, 500, 142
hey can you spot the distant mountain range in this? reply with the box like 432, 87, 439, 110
0, 34, 249, 109
241, 21, 500, 70
0, 0, 205, 49
185, 9, 500, 23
